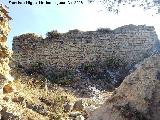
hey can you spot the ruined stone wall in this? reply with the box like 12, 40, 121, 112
12, 24, 159, 70
0, 4, 13, 87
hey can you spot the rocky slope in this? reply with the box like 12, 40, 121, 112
0, 69, 113, 120
87, 53, 160, 120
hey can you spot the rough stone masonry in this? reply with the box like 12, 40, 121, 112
0, 4, 13, 88
12, 24, 160, 70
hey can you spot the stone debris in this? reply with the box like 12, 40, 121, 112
64, 103, 73, 112
73, 99, 85, 111
11, 96, 24, 104
39, 97, 54, 106
69, 111, 82, 117
75, 115, 85, 120
26, 101, 49, 116
84, 106, 97, 117
3, 96, 9, 102
3, 83, 13, 94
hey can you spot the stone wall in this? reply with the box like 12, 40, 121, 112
0, 4, 13, 88
12, 24, 159, 70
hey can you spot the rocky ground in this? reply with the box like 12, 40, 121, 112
0, 69, 113, 120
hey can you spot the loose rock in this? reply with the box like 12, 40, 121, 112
3, 84, 13, 94
3, 96, 9, 102
69, 111, 81, 117
12, 96, 24, 104
73, 99, 85, 111
75, 115, 85, 120
64, 103, 73, 112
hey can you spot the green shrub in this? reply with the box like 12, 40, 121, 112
45, 69, 75, 85
103, 57, 127, 69
80, 57, 127, 75
30, 61, 44, 74
82, 62, 97, 75
46, 30, 61, 39
78, 57, 129, 87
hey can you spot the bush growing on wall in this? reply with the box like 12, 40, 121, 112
44, 68, 75, 85
79, 56, 129, 86
80, 56, 128, 73
46, 30, 61, 39
13, 33, 43, 41
97, 28, 113, 34
103, 56, 128, 70
25, 57, 129, 87
30, 61, 44, 74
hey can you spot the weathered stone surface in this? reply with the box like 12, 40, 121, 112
12, 25, 159, 71
26, 101, 48, 116
87, 53, 160, 120
0, 4, 13, 89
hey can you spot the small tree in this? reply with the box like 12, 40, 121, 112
97, 28, 113, 34
46, 30, 61, 39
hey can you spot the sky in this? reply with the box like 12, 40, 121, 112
1, 0, 160, 49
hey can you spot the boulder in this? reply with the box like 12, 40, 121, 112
73, 99, 85, 111
3, 83, 13, 94
87, 54, 160, 120
0, 107, 19, 120
63, 103, 73, 112
12, 96, 24, 104
26, 101, 48, 116
75, 115, 85, 120
69, 111, 81, 117
84, 106, 97, 117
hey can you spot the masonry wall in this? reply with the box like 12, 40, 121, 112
12, 24, 159, 70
